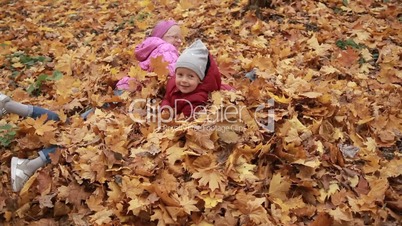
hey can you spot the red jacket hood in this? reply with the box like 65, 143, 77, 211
161, 54, 221, 117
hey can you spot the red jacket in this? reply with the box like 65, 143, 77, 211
161, 54, 221, 117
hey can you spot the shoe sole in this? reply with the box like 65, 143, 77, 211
11, 157, 18, 192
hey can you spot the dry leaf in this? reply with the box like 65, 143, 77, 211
268, 173, 291, 200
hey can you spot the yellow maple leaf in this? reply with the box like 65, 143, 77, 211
149, 55, 169, 78
128, 196, 148, 215
239, 105, 260, 131
268, 173, 291, 200
251, 20, 265, 34
328, 206, 353, 222
348, 175, 359, 188
86, 195, 104, 212
318, 182, 339, 203
307, 34, 320, 50
54, 75, 81, 97
24, 114, 57, 136
361, 154, 381, 174
39, 26, 55, 32
250, 55, 273, 72
55, 53, 73, 76
135, 20, 149, 30
107, 181, 123, 203
299, 91, 323, 99
266, 91, 291, 104
109, 67, 119, 75
200, 191, 223, 209
357, 176, 388, 209
353, 30, 371, 43
360, 48, 373, 61
120, 176, 144, 199
247, 197, 271, 224
234, 156, 259, 183
251, 36, 268, 48
239, 27, 250, 38
211, 91, 223, 106
105, 128, 129, 156
282, 127, 301, 145
127, 66, 138, 78
89, 209, 113, 225
166, 144, 186, 165
165, 206, 185, 221
139, 0, 151, 7
186, 128, 215, 150
192, 167, 226, 192
75, 163, 96, 182
178, 194, 199, 214
179, 0, 198, 9
150, 207, 175, 225
320, 65, 341, 75
292, 158, 321, 168
19, 173, 38, 196
270, 197, 293, 224
307, 34, 332, 55
12, 62, 24, 68
380, 158, 402, 178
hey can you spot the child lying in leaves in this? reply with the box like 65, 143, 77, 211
0, 93, 59, 192
115, 19, 182, 91
160, 39, 226, 119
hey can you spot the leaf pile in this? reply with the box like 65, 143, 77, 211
0, 0, 401, 225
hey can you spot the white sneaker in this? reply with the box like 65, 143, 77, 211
0, 93, 11, 117
11, 157, 34, 192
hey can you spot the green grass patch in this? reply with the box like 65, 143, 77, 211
0, 124, 16, 147
27, 70, 63, 95
336, 39, 365, 50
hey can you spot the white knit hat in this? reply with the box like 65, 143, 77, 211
175, 39, 209, 80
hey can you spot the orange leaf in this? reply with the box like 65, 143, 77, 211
24, 114, 57, 136
337, 47, 360, 68
310, 212, 333, 226
149, 55, 169, 78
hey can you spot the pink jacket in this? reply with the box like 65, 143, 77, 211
116, 37, 179, 90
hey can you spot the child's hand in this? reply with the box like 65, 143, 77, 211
161, 109, 178, 126
161, 109, 170, 120
128, 78, 142, 92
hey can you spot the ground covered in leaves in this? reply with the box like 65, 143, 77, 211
0, 0, 401, 225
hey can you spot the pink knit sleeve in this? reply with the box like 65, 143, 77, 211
116, 76, 131, 90
116, 76, 140, 91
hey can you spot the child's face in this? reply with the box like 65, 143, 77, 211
175, 67, 201, 94
162, 25, 183, 49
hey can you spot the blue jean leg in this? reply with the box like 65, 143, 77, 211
31, 106, 60, 121
38, 146, 58, 163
